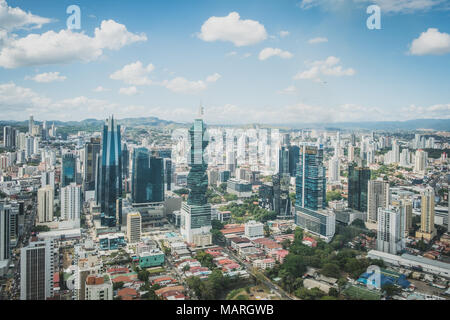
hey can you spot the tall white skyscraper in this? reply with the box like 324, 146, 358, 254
20, 240, 54, 300
414, 149, 428, 174
38, 186, 54, 223
328, 156, 340, 182
348, 145, 354, 163
392, 140, 400, 164
60, 183, 81, 221
416, 187, 436, 241
377, 206, 404, 255
367, 180, 390, 223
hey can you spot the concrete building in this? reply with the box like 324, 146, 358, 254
85, 274, 113, 300
367, 180, 390, 223
0, 203, 11, 263
414, 150, 428, 174
20, 240, 54, 300
416, 187, 436, 241
377, 206, 404, 255
244, 220, 264, 239
126, 212, 142, 244
37, 185, 54, 223
60, 183, 81, 222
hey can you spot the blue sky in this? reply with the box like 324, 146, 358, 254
0, 0, 449, 124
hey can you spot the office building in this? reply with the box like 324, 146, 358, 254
131, 148, 164, 204
377, 206, 404, 255
180, 111, 212, 246
28, 115, 34, 135
126, 212, 142, 244
37, 186, 54, 223
288, 145, 300, 177
367, 180, 390, 223
20, 240, 54, 300
83, 137, 101, 191
348, 164, 370, 213
3, 126, 17, 149
295, 144, 326, 211
61, 153, 77, 188
227, 178, 252, 198
416, 187, 436, 241
60, 183, 81, 221
97, 116, 122, 228
0, 203, 10, 261
328, 156, 340, 182
41, 170, 55, 189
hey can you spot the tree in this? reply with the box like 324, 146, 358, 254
281, 239, 291, 250
138, 270, 150, 282
321, 263, 341, 279
328, 287, 339, 297
264, 224, 271, 237
351, 219, 366, 229
382, 284, 401, 297
113, 281, 124, 290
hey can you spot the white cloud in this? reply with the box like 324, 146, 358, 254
243, 53, 252, 58
119, 86, 138, 96
0, 0, 52, 31
206, 73, 222, 83
259, 48, 293, 61
162, 77, 207, 94
401, 103, 450, 119
409, 28, 450, 55
0, 19, 147, 69
308, 37, 328, 44
93, 86, 110, 92
110, 61, 155, 85
198, 12, 267, 47
294, 56, 355, 82
25, 72, 66, 83
226, 51, 238, 57
277, 85, 297, 95
298, 0, 445, 13
279, 31, 290, 38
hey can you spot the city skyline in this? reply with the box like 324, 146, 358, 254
0, 0, 449, 124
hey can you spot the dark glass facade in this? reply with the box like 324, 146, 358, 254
347, 163, 371, 213
61, 153, 77, 188
131, 148, 165, 204
288, 145, 300, 177
295, 144, 326, 211
84, 137, 101, 191
187, 119, 209, 206
97, 116, 122, 227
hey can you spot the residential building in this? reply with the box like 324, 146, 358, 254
37, 186, 54, 223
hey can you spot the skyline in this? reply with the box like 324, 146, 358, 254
0, 0, 450, 124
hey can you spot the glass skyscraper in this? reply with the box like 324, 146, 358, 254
288, 145, 300, 177
348, 163, 371, 213
180, 112, 212, 246
61, 153, 77, 188
97, 116, 122, 227
84, 137, 101, 191
131, 148, 165, 204
295, 144, 326, 211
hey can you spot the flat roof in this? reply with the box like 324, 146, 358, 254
402, 253, 450, 271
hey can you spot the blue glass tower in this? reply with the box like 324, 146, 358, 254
295, 144, 326, 211
61, 153, 77, 188
131, 148, 164, 204
98, 116, 122, 227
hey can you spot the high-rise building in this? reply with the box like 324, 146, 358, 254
0, 203, 11, 261
41, 170, 55, 189
278, 146, 290, 175
348, 164, 370, 213
122, 143, 130, 179
295, 144, 335, 242
61, 153, 77, 188
3, 126, 17, 149
416, 187, 436, 241
180, 111, 212, 246
367, 180, 390, 223
376, 206, 404, 255
97, 116, 122, 228
414, 149, 428, 174
28, 115, 34, 135
126, 212, 141, 244
295, 144, 326, 211
84, 138, 101, 191
348, 145, 355, 163
399, 199, 413, 237
20, 240, 54, 300
288, 145, 300, 177
37, 186, 54, 223
131, 148, 164, 204
328, 156, 340, 183
60, 183, 81, 222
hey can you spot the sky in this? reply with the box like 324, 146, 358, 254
0, 0, 449, 124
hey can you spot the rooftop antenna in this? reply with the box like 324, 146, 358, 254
198, 101, 204, 119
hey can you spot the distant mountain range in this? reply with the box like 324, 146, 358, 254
0, 117, 449, 131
